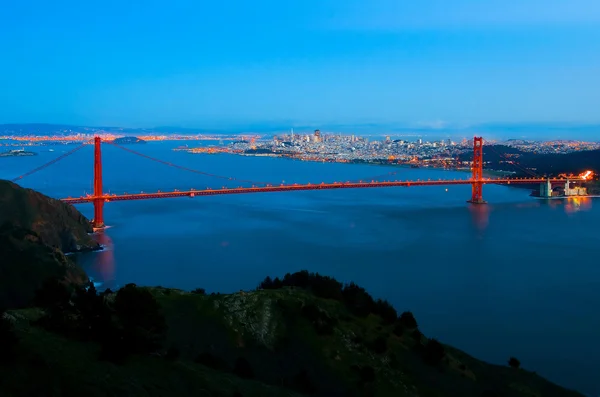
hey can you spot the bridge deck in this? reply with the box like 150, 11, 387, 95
60, 177, 566, 204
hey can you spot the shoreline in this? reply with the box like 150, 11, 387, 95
531, 195, 600, 200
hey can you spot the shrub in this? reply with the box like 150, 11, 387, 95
351, 365, 376, 383
481, 390, 499, 397
258, 271, 343, 300
341, 282, 375, 317
34, 278, 71, 309
392, 322, 404, 336
412, 329, 424, 346
508, 357, 520, 369
114, 284, 167, 354
165, 346, 180, 361
195, 351, 230, 371
422, 338, 445, 366
301, 303, 337, 335
258, 271, 403, 324
191, 288, 206, 295
0, 310, 18, 364
72, 282, 112, 341
366, 335, 388, 354
258, 276, 274, 289
292, 369, 317, 394
98, 327, 130, 364
373, 299, 397, 325
234, 357, 254, 379
398, 311, 418, 329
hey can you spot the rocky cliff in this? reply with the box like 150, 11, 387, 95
0, 224, 87, 308
0, 180, 94, 308
0, 180, 99, 252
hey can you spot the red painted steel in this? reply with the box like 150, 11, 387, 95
92, 137, 105, 228
61, 177, 566, 205
468, 137, 485, 204
50, 136, 572, 229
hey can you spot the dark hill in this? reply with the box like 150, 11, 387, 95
0, 180, 98, 252
112, 136, 146, 144
0, 180, 95, 308
0, 225, 87, 308
480, 146, 600, 176
1, 272, 585, 397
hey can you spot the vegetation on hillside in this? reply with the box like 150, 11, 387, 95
0, 224, 87, 308
0, 270, 584, 397
479, 146, 600, 177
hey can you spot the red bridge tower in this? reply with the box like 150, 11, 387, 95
468, 136, 486, 204
92, 137, 105, 229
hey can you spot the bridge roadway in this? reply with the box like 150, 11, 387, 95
60, 177, 566, 204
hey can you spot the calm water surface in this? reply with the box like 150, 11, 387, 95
2, 141, 599, 395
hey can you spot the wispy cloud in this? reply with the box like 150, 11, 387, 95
324, 0, 600, 31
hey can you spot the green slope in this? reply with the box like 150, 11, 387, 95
2, 285, 584, 397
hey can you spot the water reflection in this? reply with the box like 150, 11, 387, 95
469, 204, 490, 233
90, 231, 116, 290
564, 197, 593, 214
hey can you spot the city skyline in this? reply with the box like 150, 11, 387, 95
2, 121, 600, 141
1, 0, 599, 132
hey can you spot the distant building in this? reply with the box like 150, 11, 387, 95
564, 180, 587, 196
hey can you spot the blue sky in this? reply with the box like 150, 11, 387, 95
1, 0, 600, 134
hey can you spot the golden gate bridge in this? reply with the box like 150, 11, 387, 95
11, 137, 579, 229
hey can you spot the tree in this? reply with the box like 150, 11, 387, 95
0, 309, 18, 364
373, 299, 397, 325
508, 357, 521, 369
165, 346, 180, 361
34, 278, 71, 309
234, 357, 254, 379
366, 335, 388, 354
72, 281, 112, 341
422, 339, 445, 366
342, 282, 375, 317
398, 311, 418, 329
113, 284, 167, 354
292, 369, 317, 394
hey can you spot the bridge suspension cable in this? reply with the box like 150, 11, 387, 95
104, 141, 273, 186
11, 141, 90, 183
350, 170, 399, 183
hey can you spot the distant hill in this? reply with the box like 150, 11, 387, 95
111, 136, 146, 144
2, 122, 599, 138
0, 123, 232, 136
477, 146, 600, 177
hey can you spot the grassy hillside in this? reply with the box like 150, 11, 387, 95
0, 272, 584, 397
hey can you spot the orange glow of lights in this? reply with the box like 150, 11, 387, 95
579, 170, 593, 180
